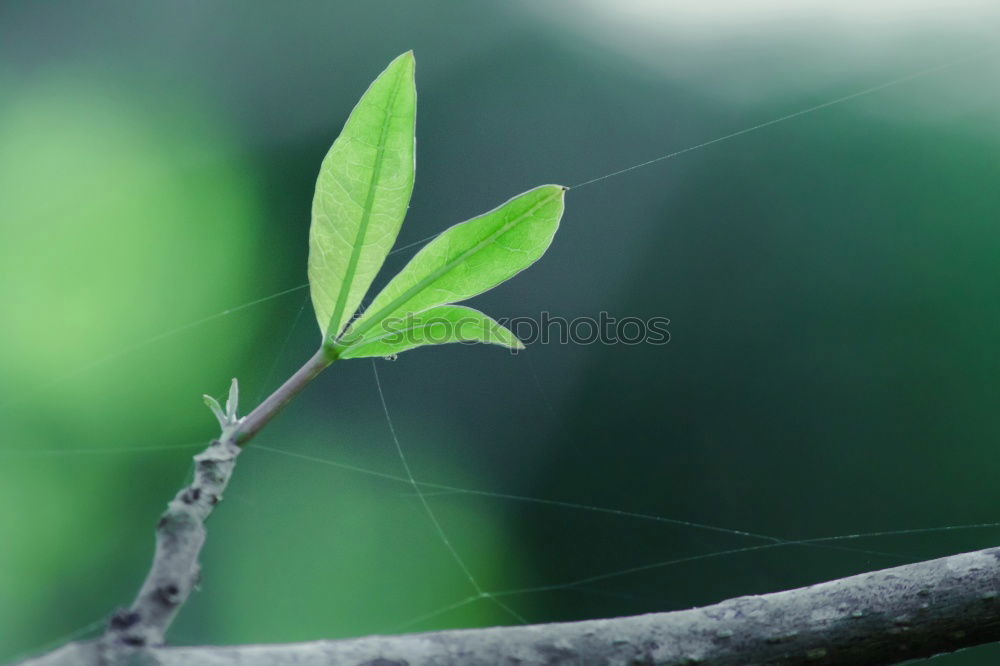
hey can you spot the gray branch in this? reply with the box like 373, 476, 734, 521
22, 545, 1000, 665
99, 436, 242, 652
91, 349, 335, 662
16, 350, 1000, 665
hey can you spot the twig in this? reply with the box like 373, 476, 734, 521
101, 437, 242, 653
98, 347, 334, 658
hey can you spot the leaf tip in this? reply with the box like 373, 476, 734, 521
539, 183, 568, 197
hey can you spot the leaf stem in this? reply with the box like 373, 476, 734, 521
236, 346, 335, 445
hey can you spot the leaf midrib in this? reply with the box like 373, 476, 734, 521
342, 189, 560, 346
327, 66, 406, 340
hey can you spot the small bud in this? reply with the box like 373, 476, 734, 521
203, 395, 227, 427
225, 378, 240, 421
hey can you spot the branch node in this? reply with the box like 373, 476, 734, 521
107, 610, 141, 632
203, 378, 245, 429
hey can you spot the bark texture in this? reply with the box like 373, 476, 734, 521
102, 436, 241, 652
23, 545, 1000, 666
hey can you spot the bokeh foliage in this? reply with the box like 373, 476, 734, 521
2, 2, 999, 664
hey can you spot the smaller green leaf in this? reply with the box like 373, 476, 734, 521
337, 305, 523, 359
224, 377, 239, 421
203, 394, 227, 426
337, 184, 565, 353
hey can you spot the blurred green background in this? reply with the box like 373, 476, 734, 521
2, 1, 999, 663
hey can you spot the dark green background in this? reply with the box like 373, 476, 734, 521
2, 1, 999, 663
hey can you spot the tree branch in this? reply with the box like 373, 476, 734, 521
95, 347, 334, 658
101, 437, 241, 651
17, 347, 1000, 665
24, 545, 1000, 665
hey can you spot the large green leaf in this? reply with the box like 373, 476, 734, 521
308, 51, 416, 339
336, 184, 565, 354
337, 305, 523, 359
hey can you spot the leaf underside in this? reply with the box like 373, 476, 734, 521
338, 184, 566, 354
337, 304, 523, 359
307, 51, 416, 340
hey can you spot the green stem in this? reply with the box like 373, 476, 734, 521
235, 346, 336, 446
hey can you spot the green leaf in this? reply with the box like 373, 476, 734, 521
308, 51, 417, 339
337, 305, 523, 359
336, 184, 565, 354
